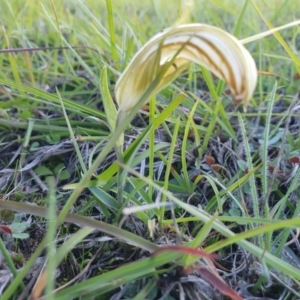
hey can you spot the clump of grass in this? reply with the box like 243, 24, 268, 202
0, 0, 300, 299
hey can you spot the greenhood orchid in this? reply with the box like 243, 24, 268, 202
115, 23, 257, 113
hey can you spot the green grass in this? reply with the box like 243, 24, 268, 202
0, 0, 300, 299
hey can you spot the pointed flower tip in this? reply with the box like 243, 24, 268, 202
115, 23, 257, 113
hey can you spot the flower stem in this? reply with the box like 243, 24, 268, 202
115, 111, 127, 209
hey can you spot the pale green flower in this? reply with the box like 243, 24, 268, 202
115, 24, 257, 112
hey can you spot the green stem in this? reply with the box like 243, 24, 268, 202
116, 145, 125, 208
115, 111, 127, 211
0, 237, 20, 281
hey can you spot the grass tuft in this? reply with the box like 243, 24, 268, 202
0, 1, 300, 299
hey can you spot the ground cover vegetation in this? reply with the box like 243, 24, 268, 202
0, 0, 300, 299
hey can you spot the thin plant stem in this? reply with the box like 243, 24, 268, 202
115, 111, 126, 211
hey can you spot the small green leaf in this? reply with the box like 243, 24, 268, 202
58, 170, 70, 180
11, 222, 30, 233
269, 177, 280, 192
237, 160, 248, 172
54, 163, 65, 174
54, 163, 70, 180
30, 142, 40, 151
228, 208, 241, 217
20, 110, 33, 119
45, 134, 61, 144
12, 233, 29, 239
35, 166, 53, 176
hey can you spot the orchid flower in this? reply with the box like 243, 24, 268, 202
115, 23, 257, 113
